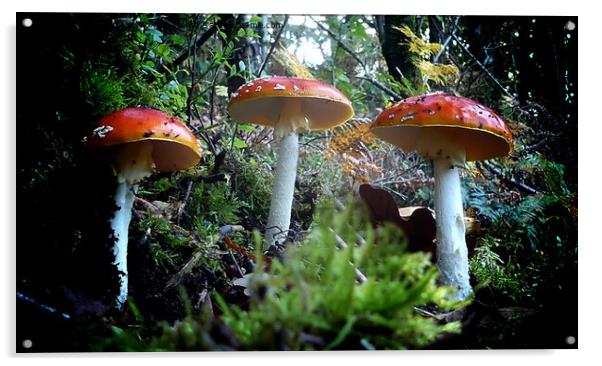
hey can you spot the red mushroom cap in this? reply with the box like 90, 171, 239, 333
85, 107, 202, 172
227, 76, 354, 130
370, 93, 513, 161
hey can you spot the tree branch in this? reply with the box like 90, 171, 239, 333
446, 23, 515, 100
168, 15, 233, 71
256, 15, 289, 77
309, 16, 405, 101
480, 160, 539, 195
432, 16, 461, 63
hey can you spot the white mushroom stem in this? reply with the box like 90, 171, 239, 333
265, 131, 299, 248
110, 181, 136, 308
417, 135, 471, 300
264, 99, 307, 249
109, 141, 155, 308
432, 154, 471, 300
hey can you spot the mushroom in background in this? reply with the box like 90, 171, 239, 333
85, 107, 202, 308
228, 76, 354, 249
370, 93, 512, 300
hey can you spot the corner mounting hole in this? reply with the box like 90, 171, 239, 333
22, 339, 33, 349
565, 21, 576, 31
565, 335, 576, 345
22, 18, 33, 27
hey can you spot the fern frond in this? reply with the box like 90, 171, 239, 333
415, 60, 460, 85
394, 25, 442, 58
272, 43, 316, 80
326, 120, 381, 183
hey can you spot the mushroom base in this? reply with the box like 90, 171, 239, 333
432, 154, 472, 301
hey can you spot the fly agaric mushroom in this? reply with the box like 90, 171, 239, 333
228, 76, 354, 248
85, 107, 202, 308
370, 93, 512, 300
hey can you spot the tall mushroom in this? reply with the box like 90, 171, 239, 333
370, 93, 512, 300
228, 76, 354, 248
84, 107, 202, 308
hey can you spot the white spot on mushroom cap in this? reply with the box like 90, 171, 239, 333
273, 83, 286, 90
255, 85, 262, 92
400, 111, 415, 122
232, 92, 239, 98
293, 85, 300, 92
92, 125, 114, 139
388, 114, 395, 119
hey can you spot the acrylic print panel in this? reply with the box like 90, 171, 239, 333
16, 13, 577, 352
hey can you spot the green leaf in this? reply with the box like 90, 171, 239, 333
215, 85, 229, 97
170, 34, 186, 46
111, 326, 125, 336
156, 44, 171, 60
238, 60, 246, 73
147, 28, 163, 43
135, 31, 146, 44
238, 124, 256, 132
232, 137, 248, 149
352, 22, 369, 40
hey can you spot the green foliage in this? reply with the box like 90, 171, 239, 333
466, 152, 576, 304
469, 236, 525, 302
217, 205, 461, 350
228, 150, 274, 224
187, 181, 244, 235
80, 61, 126, 115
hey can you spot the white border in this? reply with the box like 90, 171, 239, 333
2, 1, 598, 365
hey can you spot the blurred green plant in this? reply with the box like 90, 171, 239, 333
217, 204, 461, 350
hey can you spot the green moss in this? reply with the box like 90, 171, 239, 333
216, 203, 461, 350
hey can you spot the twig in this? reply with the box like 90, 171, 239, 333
256, 15, 289, 77
134, 197, 164, 215
168, 18, 221, 70
187, 16, 201, 124
164, 225, 245, 291
448, 30, 515, 99
17, 292, 71, 320
264, 225, 293, 243
309, 16, 404, 101
176, 181, 194, 225
209, 65, 221, 127
329, 228, 368, 284
480, 160, 539, 195
229, 251, 245, 277
191, 104, 217, 155
432, 17, 460, 63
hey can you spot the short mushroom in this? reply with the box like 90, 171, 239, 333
85, 107, 202, 308
369, 93, 512, 300
228, 76, 354, 248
